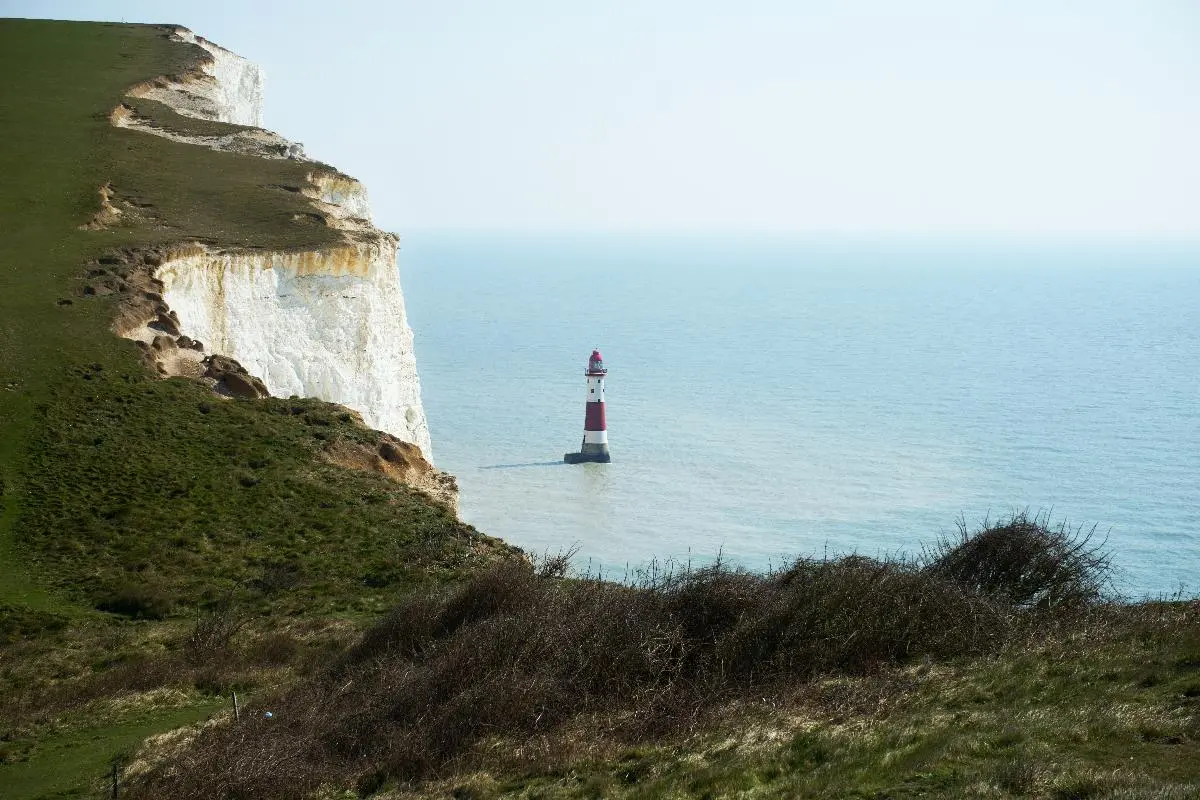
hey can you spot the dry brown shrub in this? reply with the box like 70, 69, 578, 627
129, 523, 1059, 799
924, 511, 1113, 610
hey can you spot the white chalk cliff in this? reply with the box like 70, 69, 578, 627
114, 28, 432, 459
129, 28, 264, 127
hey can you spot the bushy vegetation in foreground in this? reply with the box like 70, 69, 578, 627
122, 515, 1200, 800
420, 600, 1200, 800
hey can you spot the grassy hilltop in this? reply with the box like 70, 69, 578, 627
0, 18, 504, 798
0, 17, 1197, 800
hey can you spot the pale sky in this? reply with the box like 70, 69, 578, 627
7, 1, 1200, 237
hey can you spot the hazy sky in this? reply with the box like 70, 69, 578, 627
7, 1, 1200, 236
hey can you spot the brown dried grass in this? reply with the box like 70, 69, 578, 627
125, 516, 1114, 798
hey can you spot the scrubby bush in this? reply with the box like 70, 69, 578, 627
923, 511, 1112, 610
132, 515, 1109, 799
95, 582, 174, 620
184, 607, 247, 658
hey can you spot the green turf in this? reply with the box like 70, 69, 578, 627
0, 19, 504, 797
21, 382, 495, 616
0, 18, 495, 618
0, 698, 224, 800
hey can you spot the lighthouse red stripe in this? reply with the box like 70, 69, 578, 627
584, 401, 606, 431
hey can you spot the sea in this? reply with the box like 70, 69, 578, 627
401, 232, 1199, 598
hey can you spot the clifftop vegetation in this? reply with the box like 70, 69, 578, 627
0, 19, 504, 797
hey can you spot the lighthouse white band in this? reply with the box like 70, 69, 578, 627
583, 429, 608, 445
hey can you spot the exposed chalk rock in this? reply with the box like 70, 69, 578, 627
111, 105, 307, 161
127, 27, 264, 126
154, 239, 431, 457
109, 27, 434, 461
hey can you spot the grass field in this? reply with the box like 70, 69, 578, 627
0, 17, 505, 621
0, 19, 505, 797
3, 698, 224, 800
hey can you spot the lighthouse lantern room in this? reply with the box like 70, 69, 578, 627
564, 349, 611, 464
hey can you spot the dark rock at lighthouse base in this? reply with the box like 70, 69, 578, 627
564, 444, 611, 464
564, 452, 612, 464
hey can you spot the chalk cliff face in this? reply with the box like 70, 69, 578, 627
155, 242, 431, 457
128, 28, 264, 126
114, 28, 433, 460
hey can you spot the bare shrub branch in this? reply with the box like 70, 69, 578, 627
923, 510, 1113, 610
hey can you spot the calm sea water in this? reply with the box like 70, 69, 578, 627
402, 233, 1199, 597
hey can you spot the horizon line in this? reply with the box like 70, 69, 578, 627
391, 227, 1200, 245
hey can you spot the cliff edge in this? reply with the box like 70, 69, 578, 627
0, 15, 516, 649
107, 27, 433, 459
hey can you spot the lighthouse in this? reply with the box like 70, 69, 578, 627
564, 349, 611, 464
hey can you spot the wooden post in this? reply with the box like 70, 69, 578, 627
109, 756, 122, 799
232, 691, 240, 722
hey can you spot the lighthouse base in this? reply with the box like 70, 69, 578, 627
564, 443, 611, 464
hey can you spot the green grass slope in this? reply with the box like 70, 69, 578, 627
0, 16, 501, 620
0, 19, 505, 797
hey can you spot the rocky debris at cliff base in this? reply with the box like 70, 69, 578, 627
151, 312, 181, 336
73, 247, 203, 381
323, 436, 458, 513
220, 372, 262, 398
203, 354, 270, 399
379, 439, 422, 472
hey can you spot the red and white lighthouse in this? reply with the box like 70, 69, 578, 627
564, 349, 611, 464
